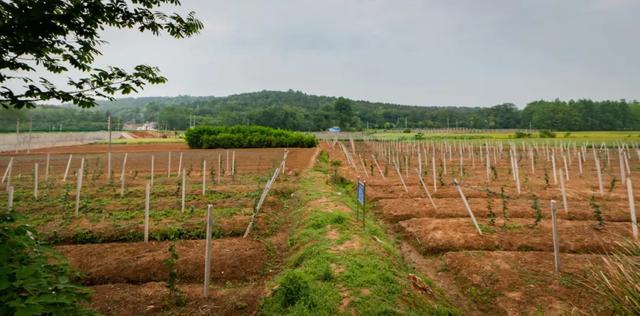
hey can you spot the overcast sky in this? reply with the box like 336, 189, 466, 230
91, 0, 640, 107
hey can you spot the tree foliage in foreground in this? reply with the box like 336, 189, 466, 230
0, 211, 95, 315
185, 125, 318, 149
0, 0, 203, 109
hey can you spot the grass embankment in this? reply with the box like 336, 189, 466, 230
258, 151, 458, 315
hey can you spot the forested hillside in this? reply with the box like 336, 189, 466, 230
1, 90, 639, 132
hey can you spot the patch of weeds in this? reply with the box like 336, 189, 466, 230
485, 188, 496, 226
164, 242, 187, 307
608, 176, 617, 193
590, 195, 605, 230
530, 194, 542, 227
559, 273, 577, 288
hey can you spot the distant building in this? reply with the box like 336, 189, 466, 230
122, 121, 158, 131
328, 126, 341, 133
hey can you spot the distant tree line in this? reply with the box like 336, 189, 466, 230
1, 90, 639, 132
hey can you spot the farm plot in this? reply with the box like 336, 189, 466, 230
1, 143, 317, 315
324, 139, 639, 314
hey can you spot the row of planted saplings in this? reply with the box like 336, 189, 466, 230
332, 139, 637, 199
335, 139, 639, 274
2, 150, 290, 228
331, 139, 639, 235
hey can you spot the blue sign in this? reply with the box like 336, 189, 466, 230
357, 182, 365, 206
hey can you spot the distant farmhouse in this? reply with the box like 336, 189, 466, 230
122, 121, 158, 131
328, 126, 341, 133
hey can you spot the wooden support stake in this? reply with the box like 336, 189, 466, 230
626, 177, 638, 240
63, 154, 73, 182
551, 152, 558, 185
204, 204, 214, 297
232, 151, 236, 176
453, 179, 482, 235
432, 154, 437, 192
550, 200, 561, 273
144, 181, 150, 243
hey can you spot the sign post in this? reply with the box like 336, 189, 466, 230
357, 180, 366, 229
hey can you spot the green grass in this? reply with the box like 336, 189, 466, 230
354, 130, 640, 144
258, 151, 459, 315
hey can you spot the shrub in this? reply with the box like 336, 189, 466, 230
185, 125, 317, 149
514, 131, 532, 139
539, 130, 556, 138
0, 211, 94, 315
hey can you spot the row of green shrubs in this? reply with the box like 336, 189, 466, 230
185, 125, 318, 149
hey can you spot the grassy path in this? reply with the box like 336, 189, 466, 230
258, 151, 458, 315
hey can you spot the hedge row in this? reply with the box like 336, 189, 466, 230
185, 125, 318, 149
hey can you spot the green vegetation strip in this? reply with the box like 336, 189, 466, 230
185, 125, 317, 149
258, 152, 458, 315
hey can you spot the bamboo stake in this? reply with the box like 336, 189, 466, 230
432, 154, 437, 192
371, 155, 385, 178
551, 152, 558, 185
217, 154, 222, 184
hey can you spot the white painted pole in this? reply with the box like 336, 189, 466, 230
63, 154, 73, 182
75, 162, 84, 216
181, 169, 186, 213
454, 179, 482, 235
559, 169, 568, 213
107, 116, 112, 181
562, 153, 569, 181
120, 153, 127, 197
626, 177, 638, 240
232, 151, 236, 176
204, 204, 214, 297
371, 155, 385, 178
45, 153, 50, 181
7, 186, 14, 211
217, 154, 222, 184
150, 155, 155, 187
595, 155, 604, 196
33, 163, 38, 199
202, 160, 207, 196
2, 157, 13, 184
167, 152, 172, 178
577, 151, 583, 176
550, 200, 561, 273
416, 169, 436, 209
226, 150, 229, 176
144, 181, 150, 243
432, 154, 437, 192
393, 160, 409, 193
177, 152, 183, 177
551, 152, 558, 185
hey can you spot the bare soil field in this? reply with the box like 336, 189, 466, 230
1, 142, 318, 315
324, 140, 638, 314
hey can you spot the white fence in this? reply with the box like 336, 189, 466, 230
0, 131, 122, 152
